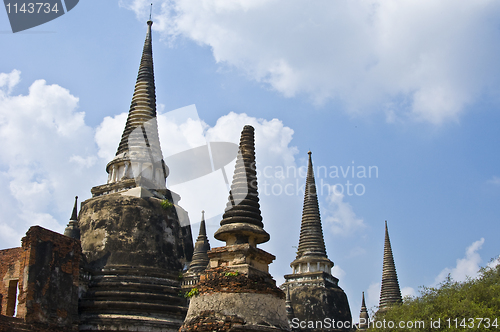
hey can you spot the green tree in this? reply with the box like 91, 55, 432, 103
367, 260, 500, 331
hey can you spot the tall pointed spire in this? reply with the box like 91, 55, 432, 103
379, 221, 402, 309
359, 292, 369, 330
64, 196, 80, 240
115, 19, 159, 157
214, 125, 269, 247
290, 151, 333, 273
281, 151, 352, 330
101, 19, 168, 195
295, 151, 328, 259
79, 18, 195, 332
186, 211, 210, 273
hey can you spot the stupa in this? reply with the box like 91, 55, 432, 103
281, 152, 352, 331
378, 221, 402, 310
77, 20, 193, 332
180, 125, 290, 332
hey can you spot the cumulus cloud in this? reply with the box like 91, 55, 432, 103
95, 112, 128, 160
332, 265, 346, 280
366, 282, 380, 310
323, 185, 366, 235
169, 110, 298, 223
487, 256, 500, 269
122, 0, 500, 124
93, 106, 299, 228
401, 286, 416, 299
433, 238, 485, 285
0, 67, 299, 252
0, 74, 299, 249
0, 70, 103, 248
0, 70, 20, 94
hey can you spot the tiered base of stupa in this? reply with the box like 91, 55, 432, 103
180, 244, 291, 332
77, 189, 193, 331
79, 266, 187, 332
282, 272, 352, 332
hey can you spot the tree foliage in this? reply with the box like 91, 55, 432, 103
367, 261, 500, 331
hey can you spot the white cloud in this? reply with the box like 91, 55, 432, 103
122, 0, 500, 124
433, 238, 485, 285
0, 70, 103, 248
173, 111, 297, 224
69, 155, 98, 169
95, 112, 127, 160
487, 256, 500, 269
366, 282, 380, 310
0, 72, 299, 250
93, 106, 299, 227
0, 68, 299, 253
0, 69, 20, 94
93, 105, 301, 280
332, 265, 346, 280
401, 286, 416, 299
323, 185, 366, 235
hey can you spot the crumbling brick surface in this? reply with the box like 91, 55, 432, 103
179, 310, 245, 332
0, 247, 22, 316
16, 226, 80, 330
194, 267, 285, 300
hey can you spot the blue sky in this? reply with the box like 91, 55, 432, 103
1, 0, 500, 320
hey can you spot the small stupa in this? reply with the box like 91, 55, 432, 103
358, 292, 369, 330
63, 196, 80, 240
182, 211, 211, 290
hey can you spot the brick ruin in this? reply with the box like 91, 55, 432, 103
0, 226, 81, 332
0, 247, 22, 318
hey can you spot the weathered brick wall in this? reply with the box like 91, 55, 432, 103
16, 226, 80, 330
0, 247, 22, 316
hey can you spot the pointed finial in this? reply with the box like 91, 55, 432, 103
379, 220, 402, 309
215, 125, 269, 247
359, 291, 369, 330
149, 3, 153, 21
186, 210, 210, 273
199, 210, 207, 237
70, 196, 78, 221
294, 150, 328, 258
64, 196, 80, 240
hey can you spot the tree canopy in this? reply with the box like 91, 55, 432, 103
367, 260, 500, 331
